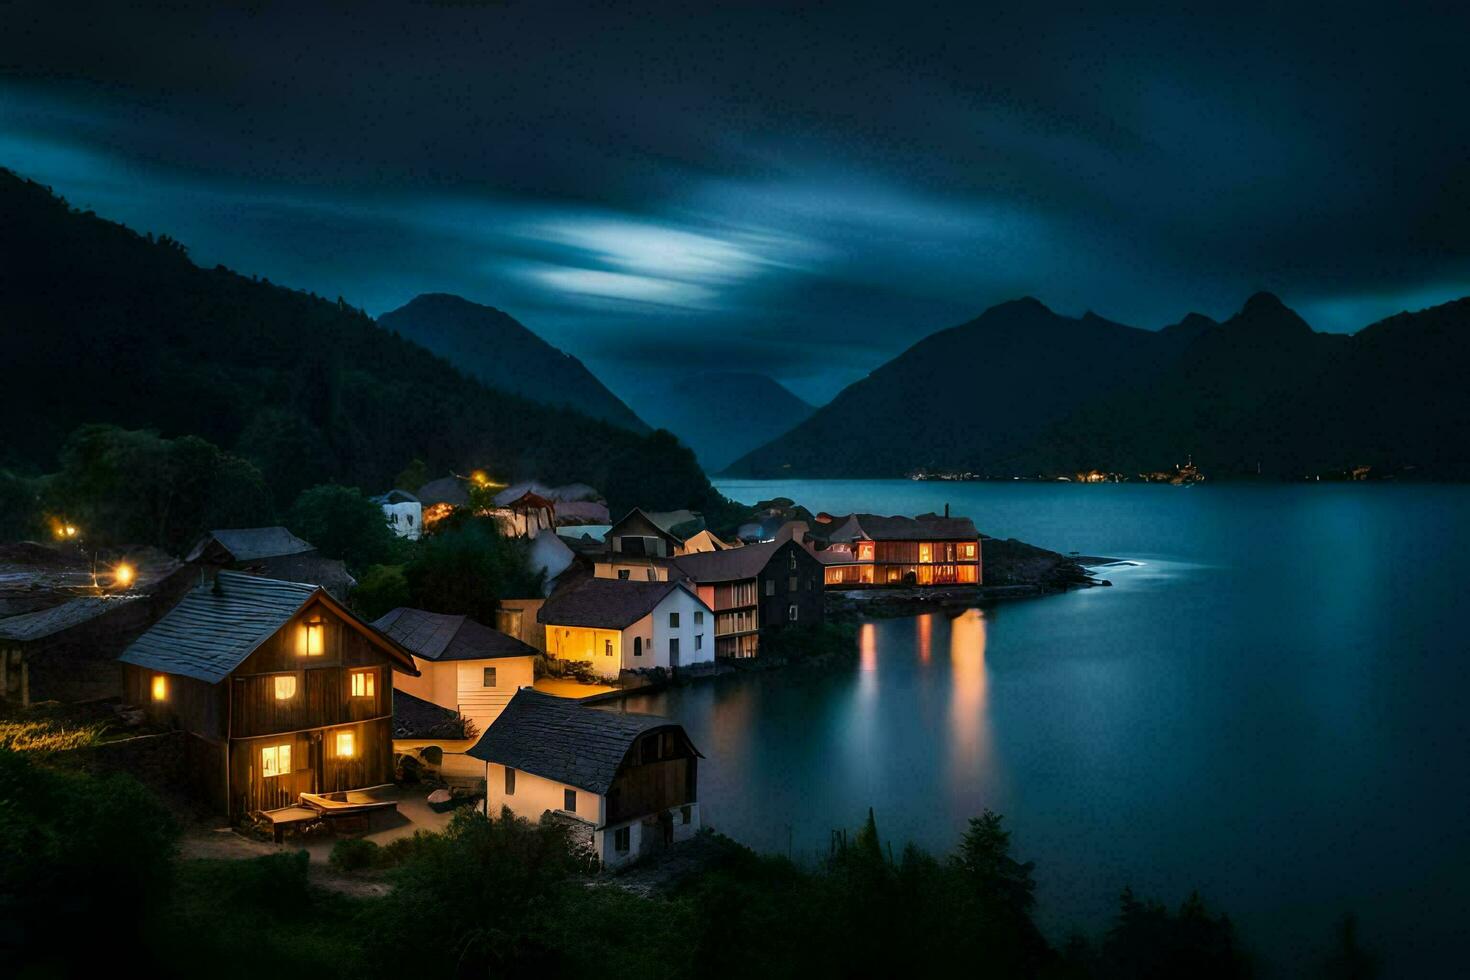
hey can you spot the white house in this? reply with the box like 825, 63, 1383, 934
373, 607, 539, 778
538, 578, 714, 679
373, 490, 423, 540
468, 688, 702, 868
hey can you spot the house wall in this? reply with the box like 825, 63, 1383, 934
608, 511, 677, 557
545, 624, 624, 678
454, 656, 534, 733
496, 599, 546, 652
484, 762, 605, 827
593, 559, 670, 582
756, 541, 827, 633
644, 590, 714, 671
381, 500, 422, 540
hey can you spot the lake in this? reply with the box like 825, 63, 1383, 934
619, 480, 1470, 977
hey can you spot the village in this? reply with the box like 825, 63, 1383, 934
1, 471, 1002, 872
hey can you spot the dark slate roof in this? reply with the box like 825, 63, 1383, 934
466, 688, 698, 794
671, 539, 781, 583
0, 595, 141, 642
607, 507, 684, 544
372, 489, 419, 504
372, 608, 539, 661
537, 578, 694, 629
254, 553, 357, 602
119, 571, 321, 683
416, 476, 471, 508
186, 527, 314, 563
809, 513, 979, 542
393, 689, 470, 739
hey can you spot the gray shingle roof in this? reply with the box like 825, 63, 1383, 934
466, 688, 698, 794
0, 595, 141, 642
119, 571, 321, 683
670, 538, 781, 583
393, 689, 470, 739
372, 608, 539, 661
186, 527, 315, 563
538, 578, 694, 630
809, 513, 980, 543
415, 476, 471, 508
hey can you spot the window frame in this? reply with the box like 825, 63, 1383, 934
564, 788, 576, 813
482, 666, 497, 688
349, 669, 375, 698
261, 742, 291, 778
504, 766, 516, 795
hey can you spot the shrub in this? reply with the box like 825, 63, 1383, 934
329, 837, 382, 872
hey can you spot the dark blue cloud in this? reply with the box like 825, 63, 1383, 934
3, 3, 1467, 404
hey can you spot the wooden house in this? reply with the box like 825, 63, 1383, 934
186, 526, 356, 600
669, 524, 825, 658
539, 578, 714, 678
469, 688, 702, 868
0, 545, 193, 705
808, 512, 981, 587
118, 571, 417, 818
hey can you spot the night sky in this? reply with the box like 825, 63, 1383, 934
3, 3, 1468, 403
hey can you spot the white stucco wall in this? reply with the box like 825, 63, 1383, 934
484, 762, 604, 827
644, 588, 714, 671
382, 500, 422, 540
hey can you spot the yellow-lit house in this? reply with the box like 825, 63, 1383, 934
540, 578, 714, 679
469, 688, 702, 868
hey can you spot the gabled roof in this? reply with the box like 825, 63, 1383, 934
372, 489, 420, 505
606, 508, 684, 545
0, 595, 140, 642
393, 689, 470, 739
808, 513, 979, 543
186, 527, 314, 563
416, 476, 471, 508
372, 608, 539, 661
671, 538, 780, 583
466, 688, 700, 795
120, 571, 416, 683
538, 578, 703, 630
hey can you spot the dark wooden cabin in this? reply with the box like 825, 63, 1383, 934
119, 571, 417, 818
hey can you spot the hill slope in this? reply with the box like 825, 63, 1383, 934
634, 372, 814, 474
728, 294, 1470, 479
0, 169, 717, 514
377, 294, 647, 433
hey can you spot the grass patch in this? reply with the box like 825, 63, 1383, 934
0, 703, 108, 753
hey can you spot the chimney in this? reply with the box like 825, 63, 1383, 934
944, 502, 950, 518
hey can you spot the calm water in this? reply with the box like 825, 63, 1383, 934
620, 480, 1470, 977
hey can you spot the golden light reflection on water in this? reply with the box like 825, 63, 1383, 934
948, 608, 992, 775
916, 613, 932, 664
859, 622, 877, 671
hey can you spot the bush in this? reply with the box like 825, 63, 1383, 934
535, 653, 602, 683
329, 837, 381, 872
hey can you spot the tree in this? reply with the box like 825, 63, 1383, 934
394, 457, 429, 494
42, 425, 271, 552
351, 564, 411, 621
0, 470, 40, 542
288, 484, 399, 572
403, 515, 543, 623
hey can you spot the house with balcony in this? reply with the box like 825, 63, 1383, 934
669, 524, 824, 658
807, 512, 982, 587
469, 688, 702, 868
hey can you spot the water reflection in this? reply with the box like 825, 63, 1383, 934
948, 608, 991, 778
917, 613, 932, 664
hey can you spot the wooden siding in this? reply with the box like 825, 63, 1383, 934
230, 664, 387, 739
604, 730, 697, 825
123, 663, 227, 738
228, 717, 392, 816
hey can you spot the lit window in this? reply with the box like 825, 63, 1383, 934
564, 788, 576, 812
300, 617, 325, 656
482, 667, 497, 687
274, 675, 297, 700
336, 731, 355, 758
962, 543, 976, 559
261, 743, 291, 778
919, 543, 933, 563
150, 674, 167, 701
350, 671, 375, 697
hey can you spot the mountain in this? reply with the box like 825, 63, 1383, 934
728, 293, 1470, 479
632, 372, 815, 474
0, 168, 719, 515
377, 294, 647, 433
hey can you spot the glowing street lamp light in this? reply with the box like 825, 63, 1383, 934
113, 562, 136, 589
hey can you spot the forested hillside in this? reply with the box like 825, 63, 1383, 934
0, 169, 719, 515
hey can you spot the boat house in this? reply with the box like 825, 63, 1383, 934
808, 512, 982, 587
469, 688, 702, 868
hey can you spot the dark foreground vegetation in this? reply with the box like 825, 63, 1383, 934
0, 749, 1380, 980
